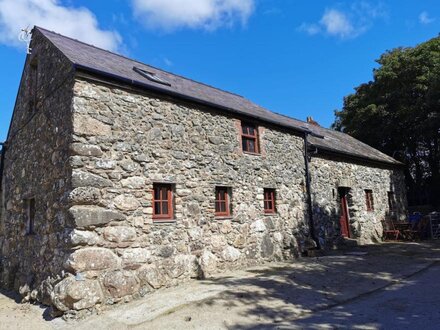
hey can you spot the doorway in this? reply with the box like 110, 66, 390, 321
338, 188, 351, 238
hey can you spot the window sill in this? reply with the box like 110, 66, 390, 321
214, 216, 233, 221
152, 219, 177, 224
243, 151, 261, 156
264, 212, 277, 216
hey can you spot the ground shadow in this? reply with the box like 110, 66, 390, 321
190, 241, 440, 329
0, 287, 22, 303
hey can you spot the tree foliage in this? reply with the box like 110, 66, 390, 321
333, 36, 440, 207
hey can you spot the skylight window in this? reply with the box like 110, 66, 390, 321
133, 66, 171, 86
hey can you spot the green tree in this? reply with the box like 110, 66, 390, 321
333, 36, 440, 208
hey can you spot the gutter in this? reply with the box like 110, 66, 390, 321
310, 144, 404, 168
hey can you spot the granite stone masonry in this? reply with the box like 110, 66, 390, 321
0, 29, 75, 306
309, 155, 407, 248
0, 27, 407, 316
62, 78, 309, 310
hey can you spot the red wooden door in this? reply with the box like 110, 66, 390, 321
339, 193, 350, 238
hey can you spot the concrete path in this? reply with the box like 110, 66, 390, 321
1, 241, 439, 329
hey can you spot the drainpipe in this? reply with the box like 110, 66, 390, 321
303, 132, 321, 250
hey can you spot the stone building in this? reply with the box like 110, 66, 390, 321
0, 27, 407, 314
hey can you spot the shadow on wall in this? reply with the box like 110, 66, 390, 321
390, 169, 408, 219
311, 199, 358, 249
312, 202, 340, 249
310, 169, 408, 248
183, 242, 439, 329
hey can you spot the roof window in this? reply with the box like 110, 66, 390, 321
133, 66, 171, 86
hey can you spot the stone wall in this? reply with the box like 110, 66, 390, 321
309, 154, 407, 248
53, 78, 310, 313
0, 35, 409, 314
0, 29, 74, 303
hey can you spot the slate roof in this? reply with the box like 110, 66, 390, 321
35, 27, 400, 166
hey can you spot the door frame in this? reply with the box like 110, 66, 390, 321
338, 187, 351, 238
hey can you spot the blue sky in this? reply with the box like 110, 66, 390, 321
0, 0, 439, 142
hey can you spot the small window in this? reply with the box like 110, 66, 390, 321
215, 187, 231, 217
241, 122, 259, 154
388, 191, 396, 211
365, 190, 374, 211
133, 66, 171, 86
152, 184, 174, 221
26, 198, 36, 235
264, 188, 276, 214
29, 60, 38, 111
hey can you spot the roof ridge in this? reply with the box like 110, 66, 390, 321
270, 110, 310, 126
33, 26, 342, 137
33, 27, 400, 166
34, 26, 245, 99
269, 109, 342, 136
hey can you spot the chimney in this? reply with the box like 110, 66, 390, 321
307, 116, 320, 126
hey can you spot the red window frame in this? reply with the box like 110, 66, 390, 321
365, 190, 374, 211
241, 122, 259, 154
215, 187, 231, 217
264, 188, 276, 214
152, 184, 173, 221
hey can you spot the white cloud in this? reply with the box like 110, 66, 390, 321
351, 1, 387, 20
0, 0, 122, 51
298, 23, 321, 36
299, 2, 386, 40
132, 0, 255, 31
419, 11, 435, 25
320, 9, 354, 38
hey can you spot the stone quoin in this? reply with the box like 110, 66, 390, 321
0, 27, 407, 316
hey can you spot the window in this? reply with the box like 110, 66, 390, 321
29, 60, 38, 111
215, 187, 231, 217
152, 184, 174, 221
388, 191, 396, 211
264, 188, 276, 214
26, 198, 35, 235
241, 122, 259, 154
365, 190, 374, 211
